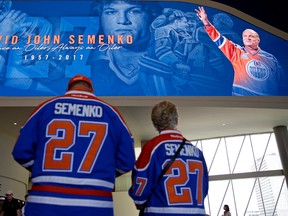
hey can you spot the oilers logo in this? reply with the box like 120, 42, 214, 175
246, 60, 269, 81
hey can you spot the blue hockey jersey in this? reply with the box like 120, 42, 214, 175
12, 90, 136, 216
128, 130, 209, 216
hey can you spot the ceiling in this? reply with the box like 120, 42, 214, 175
1, 96, 288, 148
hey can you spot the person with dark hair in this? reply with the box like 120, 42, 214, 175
87, 0, 162, 96
195, 6, 286, 96
129, 100, 209, 215
12, 74, 136, 216
223, 204, 231, 216
0, 190, 21, 216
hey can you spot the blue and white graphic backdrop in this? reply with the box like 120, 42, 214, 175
0, 0, 287, 96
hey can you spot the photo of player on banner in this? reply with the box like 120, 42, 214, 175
0, 0, 287, 96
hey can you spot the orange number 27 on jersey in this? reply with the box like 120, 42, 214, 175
43, 119, 107, 173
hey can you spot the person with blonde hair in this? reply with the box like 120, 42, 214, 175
129, 100, 209, 215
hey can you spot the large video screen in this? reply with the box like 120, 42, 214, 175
0, 0, 287, 96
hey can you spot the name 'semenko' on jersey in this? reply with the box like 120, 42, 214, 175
165, 143, 200, 157
54, 102, 103, 117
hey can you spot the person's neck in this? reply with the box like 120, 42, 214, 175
245, 45, 259, 54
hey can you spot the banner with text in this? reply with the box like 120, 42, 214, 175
0, 0, 287, 96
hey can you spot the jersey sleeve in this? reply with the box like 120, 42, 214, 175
12, 106, 42, 171
205, 24, 240, 62
201, 150, 209, 197
113, 111, 136, 176
128, 137, 161, 208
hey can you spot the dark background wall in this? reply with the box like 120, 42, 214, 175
212, 0, 287, 33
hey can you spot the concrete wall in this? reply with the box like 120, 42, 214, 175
113, 191, 139, 216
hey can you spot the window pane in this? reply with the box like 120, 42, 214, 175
228, 135, 255, 173
206, 180, 231, 215
261, 134, 283, 171
234, 178, 259, 215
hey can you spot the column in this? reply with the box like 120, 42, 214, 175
273, 125, 288, 188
